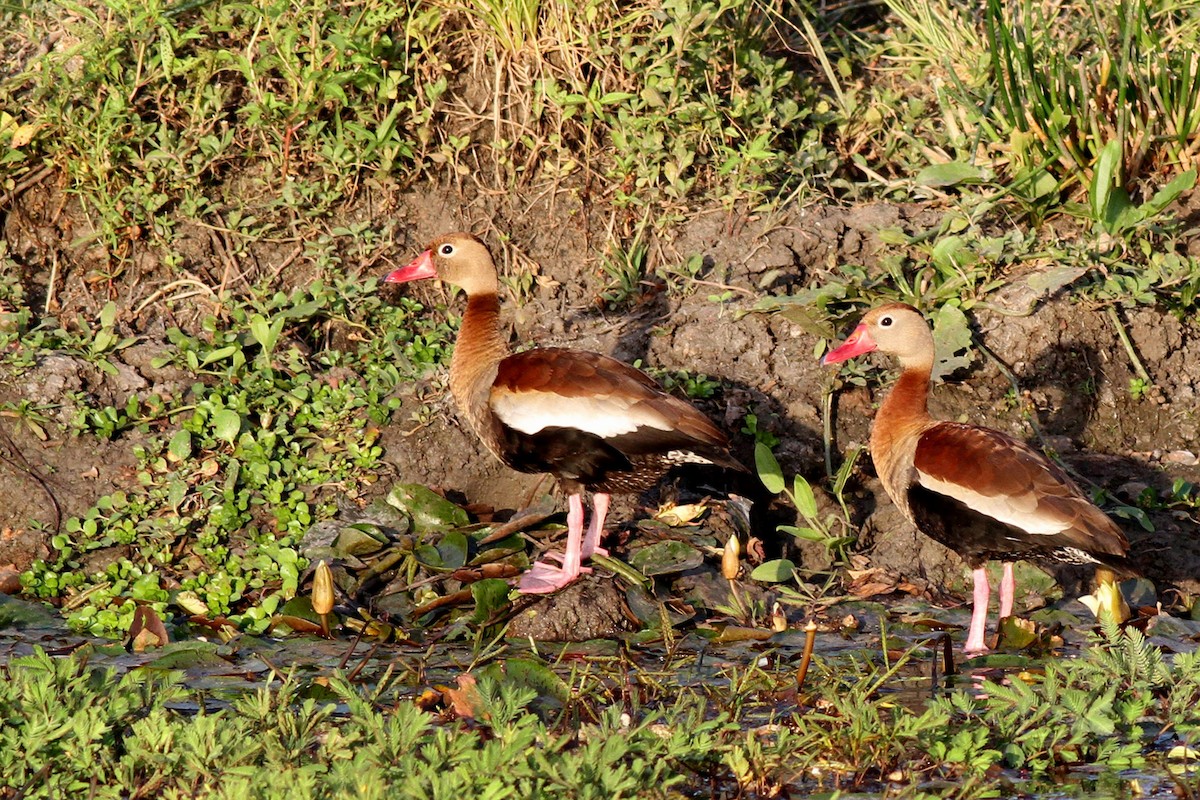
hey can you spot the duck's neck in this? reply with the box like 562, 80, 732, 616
875, 367, 932, 431
449, 293, 509, 419
871, 366, 934, 499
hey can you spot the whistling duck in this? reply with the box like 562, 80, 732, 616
823, 303, 1131, 652
385, 233, 744, 594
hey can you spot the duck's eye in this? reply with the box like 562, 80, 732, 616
879, 315, 894, 327
439, 243, 456, 257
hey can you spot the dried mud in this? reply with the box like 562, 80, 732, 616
3, 183, 1199, 628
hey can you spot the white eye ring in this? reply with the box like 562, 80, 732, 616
439, 243, 456, 256
879, 316, 893, 327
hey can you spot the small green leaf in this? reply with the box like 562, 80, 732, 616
931, 304, 974, 382
98, 300, 117, 329
791, 475, 818, 520
200, 345, 239, 366
778, 525, 825, 542
386, 484, 469, 533
212, 409, 241, 443
629, 540, 704, 576
916, 161, 981, 187
471, 578, 511, 624
436, 530, 469, 570
755, 442, 785, 494
168, 429, 192, 460
750, 558, 795, 582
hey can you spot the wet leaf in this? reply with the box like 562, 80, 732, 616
930, 304, 973, 382
470, 578, 511, 624
142, 643, 229, 671
479, 657, 569, 705
334, 524, 388, 557
624, 585, 693, 627
629, 540, 704, 576
436, 531, 469, 570
750, 559, 795, 583
278, 596, 320, 623
386, 484, 469, 533
129, 606, 169, 652
996, 615, 1040, 650
713, 624, 774, 643
414, 543, 443, 568
413, 588, 473, 617
271, 615, 324, 635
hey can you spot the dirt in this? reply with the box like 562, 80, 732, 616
3, 179, 1200, 626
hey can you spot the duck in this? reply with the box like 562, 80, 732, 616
385, 232, 745, 594
822, 302, 1131, 652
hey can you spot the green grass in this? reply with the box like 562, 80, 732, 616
6, 277, 454, 636
2, 625, 1198, 798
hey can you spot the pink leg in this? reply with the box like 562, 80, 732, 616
519, 493, 590, 594
998, 562, 1015, 619
581, 492, 610, 558
964, 566, 991, 654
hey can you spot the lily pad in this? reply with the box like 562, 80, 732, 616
437, 530, 470, 570
386, 483, 469, 534
334, 524, 389, 557
478, 656, 569, 706
470, 578, 512, 624
628, 540, 704, 576
624, 585, 695, 628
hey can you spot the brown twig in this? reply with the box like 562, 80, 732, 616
796, 620, 817, 692
0, 164, 54, 211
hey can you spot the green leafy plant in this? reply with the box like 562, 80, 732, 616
751, 438, 859, 577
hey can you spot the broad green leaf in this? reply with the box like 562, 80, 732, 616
168, 429, 192, 460
414, 543, 443, 568
916, 161, 981, 187
778, 524, 824, 542
628, 540, 704, 576
791, 475, 819, 520
1144, 168, 1197, 216
1090, 140, 1121, 220
750, 558, 795, 582
386, 483, 469, 533
333, 525, 388, 557
436, 530, 469, 570
755, 442, 785, 494
479, 656, 570, 705
470, 578, 511, 624
930, 235, 965, 272
930, 304, 973, 383
99, 300, 117, 329
1026, 266, 1086, 295
212, 409, 241, 443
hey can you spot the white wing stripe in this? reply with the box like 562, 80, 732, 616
916, 470, 1071, 535
492, 393, 672, 438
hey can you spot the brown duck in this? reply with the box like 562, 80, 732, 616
386, 233, 744, 593
823, 303, 1131, 651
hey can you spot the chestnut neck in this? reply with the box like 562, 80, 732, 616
449, 292, 508, 417
871, 366, 934, 452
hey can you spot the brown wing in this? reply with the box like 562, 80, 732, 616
912, 423, 1128, 559
490, 348, 742, 469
